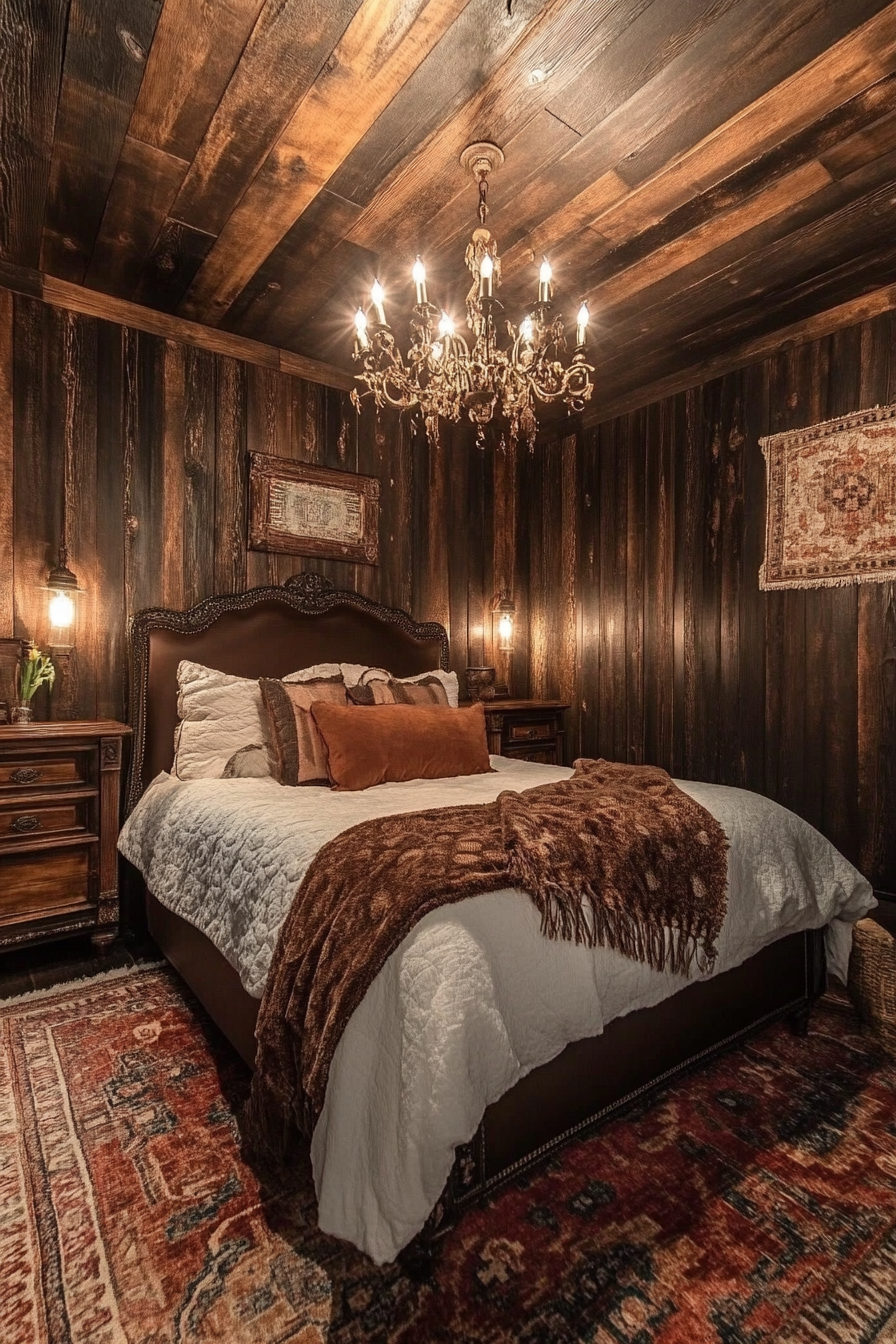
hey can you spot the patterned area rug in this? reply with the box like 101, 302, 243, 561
2, 964, 895, 1344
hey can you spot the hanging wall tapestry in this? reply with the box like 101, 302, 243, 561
760, 403, 896, 590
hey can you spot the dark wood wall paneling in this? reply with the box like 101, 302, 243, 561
0, 289, 501, 729
1, 287, 894, 901
519, 309, 896, 896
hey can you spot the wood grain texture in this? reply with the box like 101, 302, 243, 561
0, 0, 69, 269
86, 137, 189, 297
41, 0, 163, 283
128, 0, 266, 160
0, 260, 354, 390
3, 0, 895, 409
520, 306, 896, 895
180, 0, 470, 324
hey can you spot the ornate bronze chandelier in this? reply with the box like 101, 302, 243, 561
350, 143, 594, 450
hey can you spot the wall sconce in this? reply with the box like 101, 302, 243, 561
40, 544, 84, 632
493, 591, 515, 653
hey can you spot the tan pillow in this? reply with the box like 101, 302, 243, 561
259, 676, 348, 786
346, 674, 450, 707
311, 700, 491, 791
340, 665, 459, 707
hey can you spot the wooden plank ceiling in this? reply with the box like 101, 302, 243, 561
3, 0, 896, 420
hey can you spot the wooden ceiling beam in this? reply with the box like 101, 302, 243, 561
0, 0, 68, 270
497, 12, 896, 288
345, 0, 672, 261
584, 281, 896, 425
0, 260, 355, 391
491, 0, 896, 285
128, 0, 266, 162
178, 0, 471, 327
168, 0, 363, 239
588, 149, 896, 365
40, 0, 163, 285
85, 136, 189, 297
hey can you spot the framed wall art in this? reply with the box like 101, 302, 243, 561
248, 453, 379, 566
760, 403, 896, 590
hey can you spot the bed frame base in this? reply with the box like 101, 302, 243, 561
144, 887, 825, 1271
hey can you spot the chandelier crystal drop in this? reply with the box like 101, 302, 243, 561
350, 142, 594, 450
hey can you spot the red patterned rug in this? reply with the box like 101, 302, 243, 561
1, 964, 895, 1344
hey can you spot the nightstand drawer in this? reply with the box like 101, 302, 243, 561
0, 753, 89, 792
0, 795, 93, 847
0, 848, 92, 923
508, 721, 556, 743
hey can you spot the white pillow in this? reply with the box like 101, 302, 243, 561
173, 660, 343, 780
339, 664, 458, 708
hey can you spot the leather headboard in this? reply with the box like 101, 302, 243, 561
126, 574, 449, 813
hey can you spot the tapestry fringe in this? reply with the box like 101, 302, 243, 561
759, 564, 895, 591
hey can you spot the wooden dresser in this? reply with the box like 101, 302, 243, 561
0, 721, 131, 954
483, 699, 569, 766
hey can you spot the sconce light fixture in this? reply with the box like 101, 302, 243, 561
493, 591, 515, 653
41, 544, 84, 631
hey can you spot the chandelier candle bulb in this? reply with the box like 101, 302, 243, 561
480, 252, 494, 298
412, 257, 428, 306
520, 316, 534, 344
576, 302, 589, 347
370, 280, 386, 325
354, 308, 370, 350
538, 257, 553, 304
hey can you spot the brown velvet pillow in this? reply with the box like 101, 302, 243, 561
259, 676, 347, 786
346, 675, 450, 707
310, 700, 492, 791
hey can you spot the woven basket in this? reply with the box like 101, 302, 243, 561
847, 917, 896, 1056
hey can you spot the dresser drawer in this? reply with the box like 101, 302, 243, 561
508, 720, 556, 743
0, 848, 92, 924
0, 752, 91, 792
0, 794, 93, 848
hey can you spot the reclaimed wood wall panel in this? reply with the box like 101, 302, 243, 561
519, 308, 896, 894
0, 286, 492, 728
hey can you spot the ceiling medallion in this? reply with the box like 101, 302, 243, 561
350, 141, 594, 451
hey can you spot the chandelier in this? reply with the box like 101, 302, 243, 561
350, 142, 594, 450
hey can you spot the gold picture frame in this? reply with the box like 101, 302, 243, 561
248, 453, 379, 566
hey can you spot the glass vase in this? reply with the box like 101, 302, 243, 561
10, 701, 34, 726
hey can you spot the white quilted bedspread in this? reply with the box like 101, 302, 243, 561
119, 757, 874, 1263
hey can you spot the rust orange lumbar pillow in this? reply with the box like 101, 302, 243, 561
310, 700, 492, 791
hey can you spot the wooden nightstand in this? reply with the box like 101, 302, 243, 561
483, 699, 569, 765
0, 720, 131, 955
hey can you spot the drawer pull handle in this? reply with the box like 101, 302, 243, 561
11, 814, 40, 833
10, 767, 42, 785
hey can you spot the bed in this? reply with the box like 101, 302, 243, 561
121, 572, 874, 1273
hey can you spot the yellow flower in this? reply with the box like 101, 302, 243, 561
29, 647, 39, 660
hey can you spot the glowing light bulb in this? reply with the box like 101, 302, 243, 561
479, 252, 494, 299
49, 591, 74, 628
576, 301, 589, 346
520, 316, 534, 343
370, 279, 385, 324
412, 256, 428, 305
538, 257, 552, 304
354, 308, 370, 349
438, 312, 455, 338
498, 613, 513, 646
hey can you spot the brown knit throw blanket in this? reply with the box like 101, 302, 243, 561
242, 759, 728, 1160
